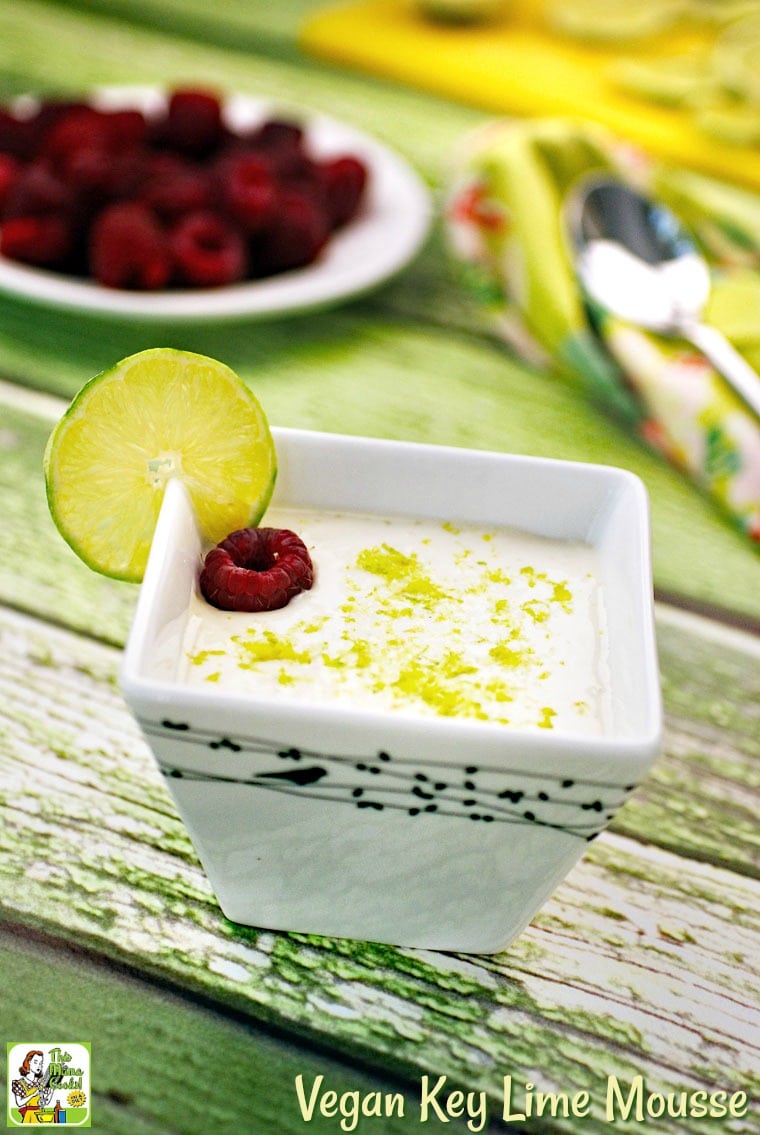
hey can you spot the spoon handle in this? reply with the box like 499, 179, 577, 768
683, 320, 760, 422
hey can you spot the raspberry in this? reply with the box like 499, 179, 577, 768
0, 109, 35, 160
102, 109, 147, 149
0, 153, 21, 211
0, 214, 72, 266
219, 153, 276, 233
41, 107, 148, 201
285, 159, 329, 209
42, 107, 109, 162
28, 100, 89, 148
319, 156, 368, 228
89, 201, 171, 289
250, 119, 304, 152
163, 89, 224, 156
247, 119, 309, 179
1, 158, 82, 271
66, 144, 147, 200
145, 152, 185, 180
255, 189, 329, 275
142, 160, 212, 220
4, 161, 72, 217
200, 527, 314, 612
42, 106, 145, 152
170, 210, 247, 286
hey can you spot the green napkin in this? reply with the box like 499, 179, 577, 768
446, 117, 760, 546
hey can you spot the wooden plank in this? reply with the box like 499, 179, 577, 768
0, 926, 437, 1135
29, 0, 316, 55
614, 607, 760, 878
0, 604, 758, 1135
0, 392, 136, 645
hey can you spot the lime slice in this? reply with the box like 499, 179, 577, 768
610, 52, 719, 107
545, 0, 686, 42
690, 0, 760, 28
697, 100, 760, 144
417, 0, 504, 23
44, 347, 277, 582
713, 13, 760, 104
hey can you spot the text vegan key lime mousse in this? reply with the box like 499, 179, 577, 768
181, 508, 613, 736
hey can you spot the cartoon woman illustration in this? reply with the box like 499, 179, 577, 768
11, 1050, 53, 1123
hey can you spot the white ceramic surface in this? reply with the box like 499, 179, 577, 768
0, 87, 432, 320
120, 430, 662, 953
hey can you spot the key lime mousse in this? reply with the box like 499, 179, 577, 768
182, 508, 612, 736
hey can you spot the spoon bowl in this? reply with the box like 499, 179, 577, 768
567, 176, 760, 419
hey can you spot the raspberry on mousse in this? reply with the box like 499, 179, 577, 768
200, 527, 314, 613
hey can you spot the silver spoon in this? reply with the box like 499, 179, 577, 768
567, 176, 760, 421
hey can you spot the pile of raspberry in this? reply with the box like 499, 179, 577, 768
0, 88, 369, 289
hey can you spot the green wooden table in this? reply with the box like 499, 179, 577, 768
0, 3, 758, 1132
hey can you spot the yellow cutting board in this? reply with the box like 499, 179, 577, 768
300, 0, 760, 190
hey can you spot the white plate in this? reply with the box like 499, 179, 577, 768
0, 86, 433, 320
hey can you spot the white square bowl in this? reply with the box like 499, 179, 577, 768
120, 428, 662, 954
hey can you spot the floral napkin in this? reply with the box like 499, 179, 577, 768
445, 117, 760, 545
